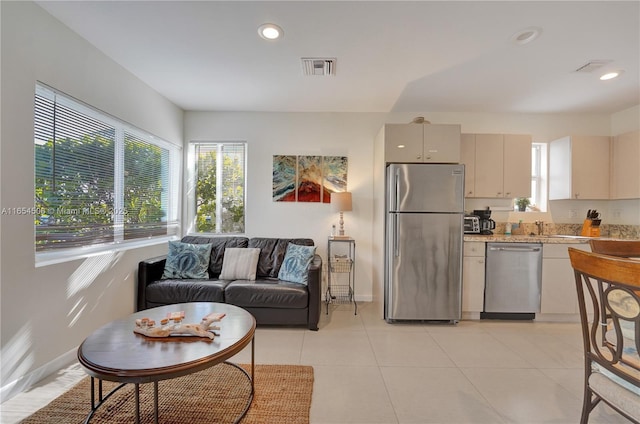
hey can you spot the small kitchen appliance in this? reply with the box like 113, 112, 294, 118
464, 215, 481, 234
473, 208, 496, 235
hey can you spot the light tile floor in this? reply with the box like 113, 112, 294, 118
1, 302, 631, 423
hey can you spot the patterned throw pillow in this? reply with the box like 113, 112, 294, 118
219, 248, 261, 281
161, 241, 213, 279
278, 243, 317, 285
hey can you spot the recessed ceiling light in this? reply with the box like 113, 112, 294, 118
600, 70, 624, 80
511, 27, 542, 45
258, 23, 283, 40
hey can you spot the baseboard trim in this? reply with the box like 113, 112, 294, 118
1, 348, 77, 403
480, 312, 535, 320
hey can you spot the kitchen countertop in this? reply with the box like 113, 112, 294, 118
464, 234, 591, 244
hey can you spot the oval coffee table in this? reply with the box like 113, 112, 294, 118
77, 302, 256, 424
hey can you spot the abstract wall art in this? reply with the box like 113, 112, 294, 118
297, 155, 322, 202
272, 155, 348, 203
322, 156, 348, 203
272, 155, 297, 202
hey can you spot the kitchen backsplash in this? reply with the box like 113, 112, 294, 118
494, 222, 640, 239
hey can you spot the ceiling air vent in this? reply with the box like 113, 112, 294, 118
301, 58, 336, 76
574, 60, 612, 73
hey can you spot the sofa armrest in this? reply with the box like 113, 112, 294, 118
306, 254, 322, 330
137, 255, 167, 311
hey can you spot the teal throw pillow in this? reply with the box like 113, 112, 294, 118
162, 241, 212, 279
278, 243, 316, 285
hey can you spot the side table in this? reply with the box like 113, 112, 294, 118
326, 237, 357, 315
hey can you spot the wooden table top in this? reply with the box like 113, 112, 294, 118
78, 302, 255, 384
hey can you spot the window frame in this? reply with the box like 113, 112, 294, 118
530, 142, 548, 212
34, 83, 182, 266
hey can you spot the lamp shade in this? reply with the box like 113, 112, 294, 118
331, 192, 352, 212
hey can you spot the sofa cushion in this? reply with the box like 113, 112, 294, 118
219, 248, 260, 280
181, 236, 249, 278
146, 279, 230, 305
278, 243, 317, 285
249, 238, 314, 278
224, 279, 308, 309
161, 241, 212, 279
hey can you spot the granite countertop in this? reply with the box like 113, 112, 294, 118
463, 234, 591, 244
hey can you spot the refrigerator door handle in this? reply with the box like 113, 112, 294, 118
394, 168, 400, 212
393, 214, 400, 257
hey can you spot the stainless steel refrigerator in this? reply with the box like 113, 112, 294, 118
384, 163, 464, 322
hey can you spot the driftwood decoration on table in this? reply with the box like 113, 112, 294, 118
134, 311, 226, 340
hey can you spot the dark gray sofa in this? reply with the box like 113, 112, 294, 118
137, 236, 321, 330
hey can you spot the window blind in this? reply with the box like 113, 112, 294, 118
34, 83, 180, 254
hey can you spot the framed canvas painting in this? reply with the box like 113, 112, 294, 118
322, 156, 348, 203
272, 155, 297, 202
297, 155, 322, 202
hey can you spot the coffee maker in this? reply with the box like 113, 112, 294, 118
473, 208, 496, 235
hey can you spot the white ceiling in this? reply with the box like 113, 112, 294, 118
37, 1, 640, 114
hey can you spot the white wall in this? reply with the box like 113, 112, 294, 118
185, 110, 639, 306
185, 112, 388, 303
0, 2, 183, 400
611, 104, 640, 135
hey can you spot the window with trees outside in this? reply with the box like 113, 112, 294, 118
34, 83, 180, 261
193, 142, 246, 234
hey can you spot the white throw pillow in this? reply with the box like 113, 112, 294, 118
219, 248, 260, 280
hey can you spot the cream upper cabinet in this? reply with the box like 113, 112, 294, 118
383, 123, 460, 163
423, 124, 461, 163
383, 124, 423, 162
460, 134, 476, 197
503, 134, 533, 198
549, 135, 610, 200
462, 133, 532, 198
611, 130, 640, 199
474, 134, 504, 197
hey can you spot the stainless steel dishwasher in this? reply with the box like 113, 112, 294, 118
481, 242, 542, 320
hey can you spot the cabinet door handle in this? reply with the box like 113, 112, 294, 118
505, 192, 511, 197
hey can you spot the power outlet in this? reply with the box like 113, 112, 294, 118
569, 209, 578, 219
613, 209, 621, 219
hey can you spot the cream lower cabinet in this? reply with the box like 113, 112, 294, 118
540, 243, 590, 315
462, 242, 485, 313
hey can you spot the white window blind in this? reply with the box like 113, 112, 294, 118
34, 83, 180, 255
194, 142, 246, 233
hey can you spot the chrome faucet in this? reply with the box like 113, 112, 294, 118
535, 220, 544, 235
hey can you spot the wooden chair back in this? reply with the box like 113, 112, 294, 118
590, 239, 640, 258
568, 247, 640, 423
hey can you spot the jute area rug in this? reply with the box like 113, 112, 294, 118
20, 363, 313, 424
